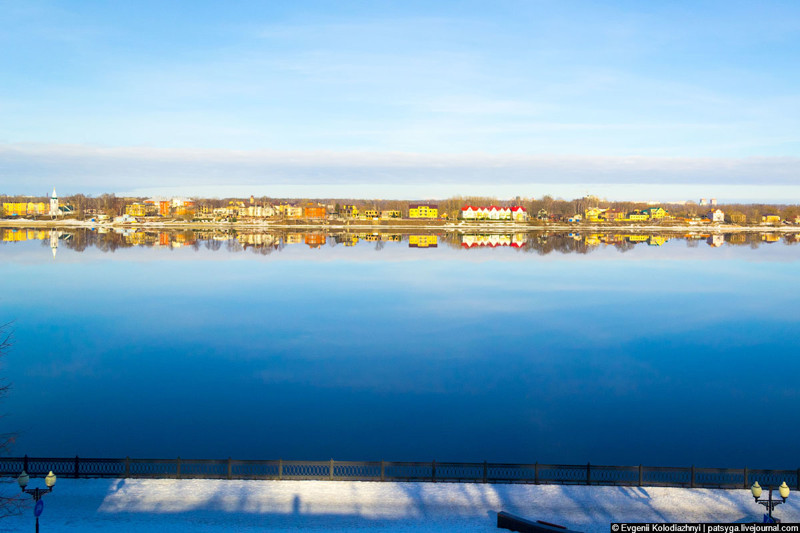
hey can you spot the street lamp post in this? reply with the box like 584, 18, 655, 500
751, 481, 790, 522
17, 470, 57, 533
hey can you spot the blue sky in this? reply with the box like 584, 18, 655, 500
1, 0, 799, 200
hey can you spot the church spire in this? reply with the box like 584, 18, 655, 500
49, 187, 59, 217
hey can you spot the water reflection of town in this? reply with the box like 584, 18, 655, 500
3, 227, 800, 256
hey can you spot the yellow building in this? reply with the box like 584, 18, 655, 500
3, 202, 48, 217
381, 210, 401, 219
174, 205, 196, 217
728, 212, 747, 224
362, 209, 378, 218
125, 203, 150, 217
408, 204, 438, 218
584, 207, 607, 222
762, 214, 781, 224
641, 207, 667, 219
408, 235, 438, 248
276, 205, 303, 218
3, 203, 26, 216
340, 205, 359, 218
627, 211, 649, 222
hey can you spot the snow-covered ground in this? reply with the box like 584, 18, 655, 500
1, 478, 798, 532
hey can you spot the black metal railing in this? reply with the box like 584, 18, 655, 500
2, 456, 798, 489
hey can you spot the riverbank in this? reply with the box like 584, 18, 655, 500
1, 479, 796, 532
1, 218, 797, 233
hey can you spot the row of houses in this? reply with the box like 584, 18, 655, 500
581, 206, 670, 222
125, 197, 196, 217
459, 205, 529, 221
571, 207, 791, 225
3, 189, 67, 217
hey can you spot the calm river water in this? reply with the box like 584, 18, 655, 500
1, 227, 799, 468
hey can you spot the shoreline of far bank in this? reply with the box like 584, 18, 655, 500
1, 218, 798, 233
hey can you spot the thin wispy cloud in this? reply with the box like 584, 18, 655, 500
2, 143, 799, 202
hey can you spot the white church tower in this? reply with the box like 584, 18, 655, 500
49, 188, 59, 217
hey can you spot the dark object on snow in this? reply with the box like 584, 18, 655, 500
497, 511, 583, 533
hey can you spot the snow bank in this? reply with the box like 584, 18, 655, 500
1, 479, 798, 532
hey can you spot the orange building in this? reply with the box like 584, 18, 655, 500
304, 204, 326, 219
145, 199, 172, 216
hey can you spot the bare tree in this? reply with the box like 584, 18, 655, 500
0, 323, 23, 517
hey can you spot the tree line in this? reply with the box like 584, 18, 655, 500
3, 193, 800, 222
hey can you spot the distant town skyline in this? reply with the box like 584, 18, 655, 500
1, 1, 799, 201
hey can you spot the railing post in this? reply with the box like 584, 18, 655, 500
75, 455, 80, 478
432, 460, 436, 483
690, 465, 695, 488
227, 457, 232, 480
380, 460, 385, 482
638, 464, 643, 486
743, 467, 748, 489
176, 456, 181, 479
330, 458, 334, 480
483, 461, 488, 483
534, 462, 539, 485
23, 455, 28, 473
587, 462, 591, 485
125, 456, 130, 478
278, 458, 283, 480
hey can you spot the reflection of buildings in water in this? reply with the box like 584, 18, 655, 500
2, 229, 28, 242
461, 233, 527, 248
358, 233, 380, 242
762, 233, 781, 243
728, 234, 747, 244
707, 234, 725, 247
409, 235, 438, 248
380, 234, 401, 242
170, 232, 196, 248
49, 230, 60, 258
237, 233, 277, 247
2, 228, 54, 243
284, 233, 304, 245
647, 235, 668, 246
584, 234, 602, 246
125, 231, 157, 246
304, 234, 326, 248
626, 235, 649, 243
335, 234, 359, 246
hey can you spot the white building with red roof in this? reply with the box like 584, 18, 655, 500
460, 205, 526, 221
511, 206, 528, 221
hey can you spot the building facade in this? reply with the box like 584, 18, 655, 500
409, 204, 438, 218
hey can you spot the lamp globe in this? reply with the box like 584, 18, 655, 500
779, 482, 790, 499
751, 481, 763, 498
17, 471, 29, 489
45, 471, 57, 488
